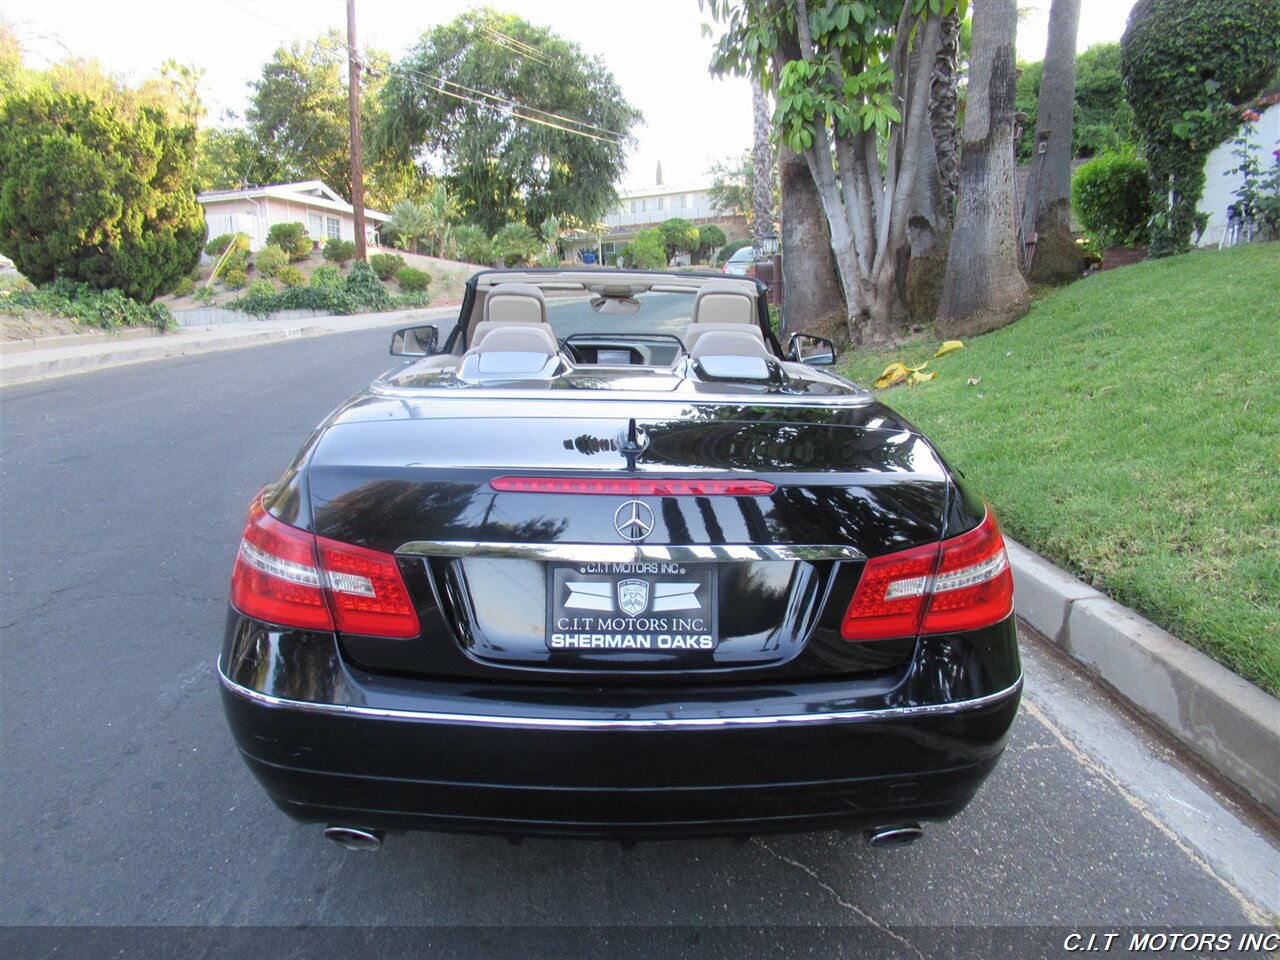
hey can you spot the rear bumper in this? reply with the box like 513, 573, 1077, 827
218, 615, 1022, 839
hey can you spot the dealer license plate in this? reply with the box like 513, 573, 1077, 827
546, 562, 718, 653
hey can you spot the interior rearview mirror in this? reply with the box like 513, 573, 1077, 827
787, 333, 837, 366
390, 324, 439, 357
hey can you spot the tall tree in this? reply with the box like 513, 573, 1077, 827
930, 9, 963, 217
203, 31, 418, 208
778, 144, 845, 343
751, 81, 774, 247
709, 0, 958, 343
1024, 0, 1081, 284
374, 9, 641, 235
937, 0, 1029, 336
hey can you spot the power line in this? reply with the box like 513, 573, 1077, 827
222, 0, 626, 145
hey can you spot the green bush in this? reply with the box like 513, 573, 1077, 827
266, 222, 313, 261
173, 277, 195, 297
1121, 0, 1280, 256
368, 252, 406, 280
698, 224, 727, 261
277, 265, 306, 287
621, 227, 667, 269
1071, 149, 1154, 248
205, 233, 248, 258
230, 281, 429, 319
309, 264, 344, 290
323, 237, 357, 266
0, 279, 176, 330
715, 238, 752, 265
193, 284, 217, 303
0, 82, 204, 302
658, 218, 700, 261
222, 267, 247, 290
492, 222, 540, 267
395, 266, 430, 292
452, 224, 494, 265
346, 259, 391, 308
246, 278, 275, 298
254, 243, 288, 277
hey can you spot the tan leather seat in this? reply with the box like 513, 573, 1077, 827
470, 283, 550, 348
684, 281, 762, 354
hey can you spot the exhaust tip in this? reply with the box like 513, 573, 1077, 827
866, 823, 923, 848
323, 826, 383, 851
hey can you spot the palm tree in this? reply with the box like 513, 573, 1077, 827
421, 183, 459, 258
387, 200, 430, 254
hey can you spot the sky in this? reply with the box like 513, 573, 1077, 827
2, 0, 1137, 193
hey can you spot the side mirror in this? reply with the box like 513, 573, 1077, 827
390, 324, 439, 357
787, 333, 837, 366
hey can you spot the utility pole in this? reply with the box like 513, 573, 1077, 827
347, 0, 367, 260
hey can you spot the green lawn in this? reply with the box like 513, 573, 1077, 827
837, 243, 1280, 696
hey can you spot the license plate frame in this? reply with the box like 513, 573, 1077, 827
546, 561, 718, 654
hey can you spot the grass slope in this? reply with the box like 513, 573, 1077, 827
838, 243, 1280, 695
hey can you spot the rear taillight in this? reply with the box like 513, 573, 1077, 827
490, 476, 775, 496
840, 509, 1013, 641
230, 496, 420, 638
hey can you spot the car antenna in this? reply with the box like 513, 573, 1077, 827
617, 417, 648, 471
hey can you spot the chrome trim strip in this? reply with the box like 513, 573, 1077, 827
394, 541, 866, 562
217, 660, 1022, 731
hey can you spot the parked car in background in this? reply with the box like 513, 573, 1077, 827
721, 245, 757, 276
220, 268, 1021, 850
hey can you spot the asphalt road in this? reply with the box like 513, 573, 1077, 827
2, 327, 1276, 957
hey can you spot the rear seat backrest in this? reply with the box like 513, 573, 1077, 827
470, 283, 549, 348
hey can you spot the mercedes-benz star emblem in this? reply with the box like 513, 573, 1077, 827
613, 500, 654, 542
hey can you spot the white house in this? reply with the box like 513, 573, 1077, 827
589, 183, 749, 263
1197, 93, 1280, 248
197, 181, 391, 252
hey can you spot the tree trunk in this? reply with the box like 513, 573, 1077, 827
937, 0, 1030, 337
1026, 0, 1082, 285
930, 8, 962, 219
751, 82, 774, 249
903, 16, 954, 327
778, 144, 846, 344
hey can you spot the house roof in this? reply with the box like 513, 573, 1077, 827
618, 183, 713, 200
197, 181, 391, 222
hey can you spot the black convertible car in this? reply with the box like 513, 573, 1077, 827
220, 269, 1021, 849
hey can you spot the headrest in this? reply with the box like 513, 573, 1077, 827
463, 324, 560, 377
471, 324, 558, 357
691, 282, 755, 325
689, 329, 773, 360
684, 322, 765, 352
483, 283, 548, 325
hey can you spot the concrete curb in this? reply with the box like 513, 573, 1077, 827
2, 327, 167, 353
0, 326, 325, 385
1007, 537, 1280, 819
0, 305, 457, 387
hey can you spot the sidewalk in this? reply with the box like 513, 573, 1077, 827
0, 305, 458, 387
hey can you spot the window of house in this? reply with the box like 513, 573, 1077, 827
655, 196, 664, 211
676, 194, 687, 210
326, 216, 341, 240
307, 213, 324, 240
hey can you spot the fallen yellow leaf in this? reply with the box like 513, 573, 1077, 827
873, 361, 912, 389
934, 340, 964, 358
909, 370, 938, 386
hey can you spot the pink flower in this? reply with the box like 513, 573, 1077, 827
1241, 108, 1261, 122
